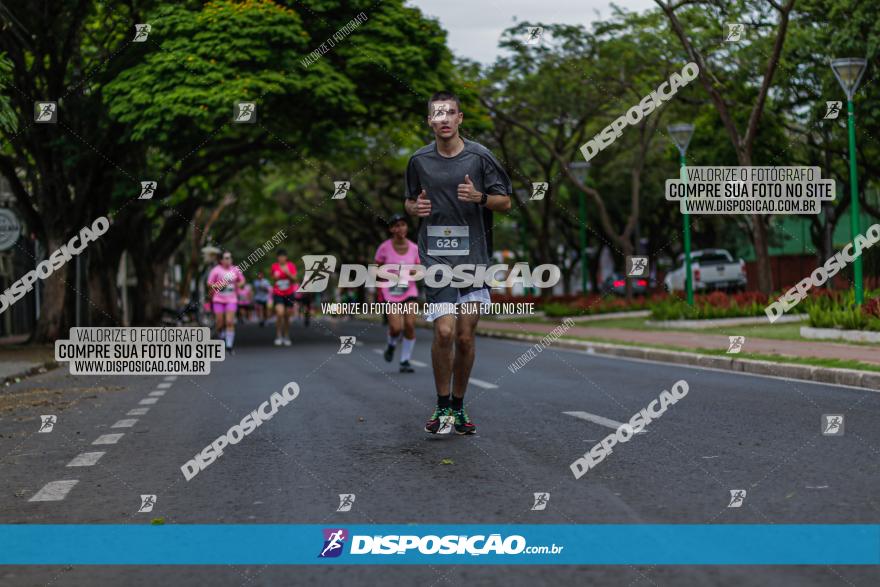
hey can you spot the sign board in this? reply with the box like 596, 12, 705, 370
0, 208, 21, 251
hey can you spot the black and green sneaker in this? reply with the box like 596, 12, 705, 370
452, 408, 476, 435
425, 406, 454, 434
399, 360, 414, 373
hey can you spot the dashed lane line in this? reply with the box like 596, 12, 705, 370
157, 382, 172, 389
139, 398, 158, 405
111, 419, 138, 428
563, 411, 647, 434
66, 452, 105, 467
149, 390, 166, 397
127, 408, 149, 416
28, 480, 79, 502
92, 433, 124, 445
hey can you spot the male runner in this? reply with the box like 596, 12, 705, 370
375, 213, 421, 373
404, 91, 512, 435
252, 271, 271, 326
270, 249, 298, 346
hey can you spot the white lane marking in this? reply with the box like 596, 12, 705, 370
149, 390, 166, 397
164, 375, 178, 382
67, 452, 105, 467
112, 419, 138, 428
469, 378, 498, 389
157, 382, 172, 389
139, 398, 158, 405
29, 480, 79, 502
92, 433, 124, 445
127, 408, 149, 416
563, 411, 647, 434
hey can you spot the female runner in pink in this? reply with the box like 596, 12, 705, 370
206, 251, 245, 350
375, 214, 421, 372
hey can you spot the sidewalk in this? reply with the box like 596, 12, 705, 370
0, 337, 57, 383
479, 319, 880, 367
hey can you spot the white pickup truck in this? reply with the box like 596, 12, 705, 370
664, 249, 747, 293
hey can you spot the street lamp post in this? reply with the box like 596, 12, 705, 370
831, 57, 868, 305
668, 123, 695, 305
568, 161, 590, 294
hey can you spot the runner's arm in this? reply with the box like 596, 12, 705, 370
483, 193, 511, 212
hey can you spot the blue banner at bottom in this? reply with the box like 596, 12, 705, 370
0, 525, 878, 565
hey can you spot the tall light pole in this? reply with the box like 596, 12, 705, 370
831, 57, 868, 305
668, 123, 695, 305
569, 161, 590, 294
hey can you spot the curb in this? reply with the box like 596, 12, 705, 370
1, 360, 59, 387
478, 329, 880, 391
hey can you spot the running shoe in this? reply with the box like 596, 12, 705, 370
283, 338, 292, 346
383, 344, 395, 362
452, 408, 476, 435
399, 360, 414, 373
274, 337, 283, 346
424, 406, 454, 434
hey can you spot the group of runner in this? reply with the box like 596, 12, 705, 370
206, 249, 312, 351
206, 90, 512, 436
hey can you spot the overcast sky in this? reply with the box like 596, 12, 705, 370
407, 0, 657, 64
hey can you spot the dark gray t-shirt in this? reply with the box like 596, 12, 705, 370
405, 138, 512, 269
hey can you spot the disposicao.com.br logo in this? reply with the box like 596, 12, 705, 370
318, 528, 564, 558
298, 254, 561, 293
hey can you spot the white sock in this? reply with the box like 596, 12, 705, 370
387, 333, 402, 347
400, 337, 415, 362
226, 331, 235, 347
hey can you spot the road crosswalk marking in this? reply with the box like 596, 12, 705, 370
111, 419, 137, 428
127, 408, 149, 416
92, 433, 124, 445
139, 398, 158, 405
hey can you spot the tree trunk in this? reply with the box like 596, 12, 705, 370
31, 236, 69, 342
86, 240, 124, 326
131, 257, 167, 326
739, 152, 773, 293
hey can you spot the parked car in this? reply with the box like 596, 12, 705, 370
600, 273, 652, 296
663, 249, 747, 293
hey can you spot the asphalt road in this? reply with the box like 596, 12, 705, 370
1, 317, 879, 586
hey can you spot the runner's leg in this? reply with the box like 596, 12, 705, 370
452, 303, 480, 400
431, 314, 455, 398
384, 311, 403, 361
400, 309, 417, 370
224, 309, 236, 349
274, 299, 284, 343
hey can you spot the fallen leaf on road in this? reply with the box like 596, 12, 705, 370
151, 517, 165, 525
440, 459, 454, 465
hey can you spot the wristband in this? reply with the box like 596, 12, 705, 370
479, 192, 488, 206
